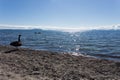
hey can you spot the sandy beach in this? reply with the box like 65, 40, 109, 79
0, 45, 120, 80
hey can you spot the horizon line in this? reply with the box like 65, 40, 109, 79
0, 24, 120, 32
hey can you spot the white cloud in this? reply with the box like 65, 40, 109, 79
0, 24, 120, 32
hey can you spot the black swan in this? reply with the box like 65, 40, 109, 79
10, 35, 22, 48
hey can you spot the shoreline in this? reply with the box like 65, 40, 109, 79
0, 45, 120, 80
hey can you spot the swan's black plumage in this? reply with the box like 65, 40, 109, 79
10, 35, 22, 47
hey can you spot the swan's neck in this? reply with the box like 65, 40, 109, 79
18, 35, 21, 42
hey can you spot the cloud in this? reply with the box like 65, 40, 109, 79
0, 24, 120, 32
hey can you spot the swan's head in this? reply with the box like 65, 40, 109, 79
19, 35, 21, 36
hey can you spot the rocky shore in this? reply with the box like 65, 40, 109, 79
0, 45, 120, 80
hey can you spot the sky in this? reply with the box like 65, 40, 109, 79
0, 0, 120, 29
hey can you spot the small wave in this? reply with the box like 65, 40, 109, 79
62, 52, 84, 56
93, 54, 120, 59
71, 52, 82, 56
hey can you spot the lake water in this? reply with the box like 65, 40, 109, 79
0, 29, 120, 61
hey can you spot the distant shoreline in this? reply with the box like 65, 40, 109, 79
0, 45, 120, 80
